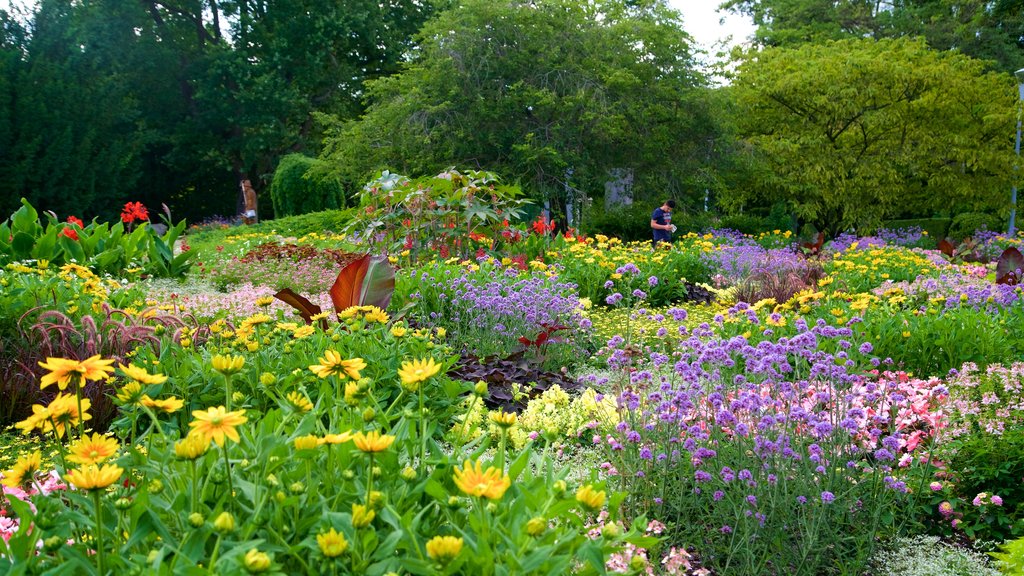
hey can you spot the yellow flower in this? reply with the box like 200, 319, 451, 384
425, 535, 463, 564
576, 484, 606, 511
286, 391, 313, 412
15, 404, 51, 435
276, 322, 299, 332
352, 430, 395, 453
390, 326, 408, 338
318, 431, 353, 445
1, 450, 41, 488
211, 354, 245, 376
38, 355, 115, 390
174, 434, 210, 460
293, 435, 320, 451
255, 296, 275, 307
351, 503, 375, 528
67, 433, 119, 465
317, 527, 349, 558
488, 410, 517, 429
188, 406, 248, 446
309, 350, 367, 380
140, 395, 184, 413
44, 393, 92, 438
397, 358, 442, 392
526, 516, 547, 537
65, 463, 124, 491
243, 548, 272, 573
118, 363, 168, 385
310, 311, 331, 322
435, 327, 446, 338
452, 460, 511, 500
292, 326, 315, 339
242, 313, 272, 326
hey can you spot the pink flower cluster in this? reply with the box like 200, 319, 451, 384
0, 471, 66, 543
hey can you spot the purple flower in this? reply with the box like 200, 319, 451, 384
648, 276, 658, 286
821, 491, 835, 503
859, 342, 873, 355
796, 496, 807, 505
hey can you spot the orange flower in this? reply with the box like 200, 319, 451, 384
452, 460, 511, 500
188, 406, 247, 446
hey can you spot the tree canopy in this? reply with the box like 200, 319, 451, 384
321, 0, 724, 220
722, 0, 1024, 73
726, 37, 1017, 233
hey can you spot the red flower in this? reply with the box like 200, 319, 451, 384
60, 227, 79, 241
502, 219, 509, 228
121, 202, 149, 223
66, 215, 84, 228
402, 218, 412, 227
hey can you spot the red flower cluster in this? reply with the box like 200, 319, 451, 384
66, 215, 84, 228
531, 215, 556, 235
121, 202, 149, 224
60, 227, 79, 241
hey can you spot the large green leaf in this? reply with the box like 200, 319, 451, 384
358, 256, 396, 309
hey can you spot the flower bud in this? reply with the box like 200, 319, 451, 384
244, 548, 272, 573
289, 482, 305, 494
372, 466, 382, 478
148, 479, 164, 495
601, 523, 621, 539
629, 555, 648, 571
275, 491, 286, 503
342, 470, 355, 480
474, 380, 488, 396
188, 512, 205, 527
526, 517, 546, 537
362, 407, 376, 422
213, 511, 235, 533
260, 372, 276, 386
401, 466, 417, 481
369, 491, 385, 510
115, 497, 133, 510
43, 536, 63, 551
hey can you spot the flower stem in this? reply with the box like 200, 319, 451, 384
224, 374, 233, 412
222, 445, 234, 510
93, 490, 106, 575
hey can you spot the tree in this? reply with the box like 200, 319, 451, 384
726, 37, 1017, 233
321, 0, 722, 222
721, 0, 1024, 73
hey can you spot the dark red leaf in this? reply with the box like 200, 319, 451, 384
996, 247, 1024, 285
274, 288, 322, 325
938, 239, 955, 257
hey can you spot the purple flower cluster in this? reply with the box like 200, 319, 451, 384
707, 244, 811, 284
876, 226, 925, 247
874, 274, 1022, 311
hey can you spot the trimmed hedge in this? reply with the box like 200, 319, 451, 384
270, 154, 346, 217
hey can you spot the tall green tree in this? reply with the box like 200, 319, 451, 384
0, 1, 145, 220
321, 0, 722, 221
726, 37, 1017, 233
722, 0, 1024, 73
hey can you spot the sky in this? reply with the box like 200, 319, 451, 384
671, 0, 757, 52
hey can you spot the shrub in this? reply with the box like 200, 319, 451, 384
869, 536, 1000, 576
269, 154, 346, 217
949, 212, 1003, 241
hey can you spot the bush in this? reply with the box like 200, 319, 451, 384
949, 212, 1003, 241
584, 203, 714, 242
881, 218, 951, 241
269, 154, 346, 217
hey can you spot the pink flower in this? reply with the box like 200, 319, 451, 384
929, 481, 943, 491
972, 492, 988, 506
991, 495, 1003, 506
938, 501, 954, 516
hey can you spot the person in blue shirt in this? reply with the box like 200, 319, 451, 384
651, 199, 676, 245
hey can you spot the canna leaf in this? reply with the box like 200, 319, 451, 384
274, 288, 323, 325
996, 247, 1024, 285
329, 254, 371, 312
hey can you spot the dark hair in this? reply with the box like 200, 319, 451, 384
665, 200, 676, 208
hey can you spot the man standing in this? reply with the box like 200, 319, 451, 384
651, 199, 676, 245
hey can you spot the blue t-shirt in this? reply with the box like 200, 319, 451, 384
652, 207, 672, 242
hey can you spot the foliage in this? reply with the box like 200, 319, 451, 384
1, 0, 438, 222
270, 153, 346, 217
722, 0, 1024, 73
728, 37, 1017, 234
950, 212, 1004, 241
343, 169, 530, 260
448, 353, 584, 414
869, 536, 1000, 576
991, 536, 1024, 575
0, 198, 195, 278
321, 0, 720, 215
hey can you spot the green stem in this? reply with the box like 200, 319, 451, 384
190, 460, 199, 514
93, 490, 106, 575
47, 417, 67, 471
366, 453, 375, 502
224, 374, 233, 412
207, 535, 222, 575
497, 429, 507, 472
418, 388, 427, 465
74, 381, 85, 438
222, 445, 234, 510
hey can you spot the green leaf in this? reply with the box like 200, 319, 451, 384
11, 232, 34, 258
